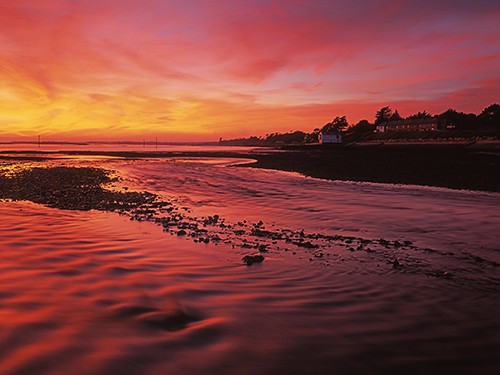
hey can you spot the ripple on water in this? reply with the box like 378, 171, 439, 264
0, 194, 499, 374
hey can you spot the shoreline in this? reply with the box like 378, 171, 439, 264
5, 163, 489, 275
244, 143, 500, 192
1, 142, 498, 192
2, 163, 498, 276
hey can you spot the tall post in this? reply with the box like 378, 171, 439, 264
156, 137, 158, 149
38, 135, 40, 148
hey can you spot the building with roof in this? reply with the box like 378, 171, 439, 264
376, 118, 438, 132
318, 132, 343, 144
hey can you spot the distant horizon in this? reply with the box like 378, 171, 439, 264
1, 1, 498, 141
0, 101, 497, 144
0, 139, 222, 145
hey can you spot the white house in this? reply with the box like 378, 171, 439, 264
319, 132, 342, 144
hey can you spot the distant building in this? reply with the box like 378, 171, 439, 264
376, 118, 438, 132
319, 132, 342, 144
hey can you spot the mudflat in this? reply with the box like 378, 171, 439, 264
245, 142, 500, 192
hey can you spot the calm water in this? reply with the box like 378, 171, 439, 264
0, 152, 499, 374
0, 143, 260, 153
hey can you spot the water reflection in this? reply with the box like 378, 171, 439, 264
0, 202, 498, 375
113, 158, 500, 255
0, 153, 499, 375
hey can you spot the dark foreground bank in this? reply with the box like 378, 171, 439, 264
245, 143, 500, 192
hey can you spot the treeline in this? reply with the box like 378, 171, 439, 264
220, 103, 499, 145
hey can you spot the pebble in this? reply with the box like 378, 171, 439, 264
242, 254, 265, 266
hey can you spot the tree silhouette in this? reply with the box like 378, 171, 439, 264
265, 131, 307, 144
438, 109, 478, 130
375, 106, 392, 125
390, 110, 402, 121
407, 110, 432, 119
322, 116, 348, 133
325, 117, 345, 132
349, 119, 373, 134
479, 103, 500, 128
304, 128, 321, 143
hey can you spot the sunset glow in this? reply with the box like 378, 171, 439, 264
1, 0, 499, 141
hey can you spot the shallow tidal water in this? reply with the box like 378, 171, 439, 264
0, 155, 499, 375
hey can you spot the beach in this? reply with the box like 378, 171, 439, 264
0, 147, 499, 374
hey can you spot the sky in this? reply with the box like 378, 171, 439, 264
0, 0, 499, 141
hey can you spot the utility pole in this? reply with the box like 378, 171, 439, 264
155, 137, 158, 149
38, 135, 40, 148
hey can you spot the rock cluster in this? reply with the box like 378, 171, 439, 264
3, 164, 455, 274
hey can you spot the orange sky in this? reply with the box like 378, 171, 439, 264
0, 0, 499, 142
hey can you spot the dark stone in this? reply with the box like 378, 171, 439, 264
293, 241, 319, 249
251, 228, 273, 237
242, 254, 265, 266
258, 244, 268, 252
177, 229, 187, 236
